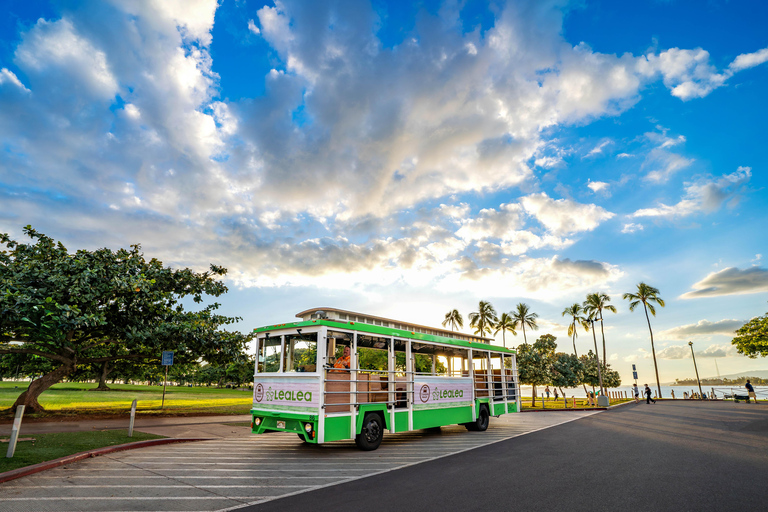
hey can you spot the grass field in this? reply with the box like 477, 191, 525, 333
0, 381, 253, 418
520, 397, 632, 410
0, 429, 165, 473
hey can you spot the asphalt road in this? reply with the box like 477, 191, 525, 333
245, 401, 768, 512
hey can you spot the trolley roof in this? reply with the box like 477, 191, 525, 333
254, 318, 516, 354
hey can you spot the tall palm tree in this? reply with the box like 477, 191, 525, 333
510, 302, 538, 345
624, 282, 665, 398
583, 292, 617, 368
468, 301, 498, 341
442, 309, 463, 332
584, 311, 605, 396
494, 312, 517, 348
561, 303, 587, 356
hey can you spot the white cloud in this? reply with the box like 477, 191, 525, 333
658, 319, 745, 340
584, 140, 613, 158
621, 223, 643, 234
656, 343, 738, 359
0, 68, 28, 91
681, 266, 768, 299
632, 167, 751, 219
587, 180, 609, 193
521, 193, 614, 236
247, 19, 260, 35
728, 47, 768, 72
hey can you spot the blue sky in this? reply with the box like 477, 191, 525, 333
1, 0, 767, 384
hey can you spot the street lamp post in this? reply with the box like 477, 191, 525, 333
688, 341, 703, 399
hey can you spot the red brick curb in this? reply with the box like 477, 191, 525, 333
0, 437, 212, 484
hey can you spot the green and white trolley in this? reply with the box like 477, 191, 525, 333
251, 308, 520, 450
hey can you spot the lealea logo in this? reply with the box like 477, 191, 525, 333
255, 383, 264, 402
419, 384, 431, 403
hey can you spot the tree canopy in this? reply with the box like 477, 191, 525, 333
0, 226, 251, 411
732, 310, 768, 358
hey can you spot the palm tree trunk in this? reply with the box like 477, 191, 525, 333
572, 330, 578, 357
522, 325, 527, 345
644, 303, 662, 398
599, 310, 606, 369
591, 325, 604, 395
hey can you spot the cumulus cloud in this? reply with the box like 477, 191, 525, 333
656, 343, 738, 359
658, 319, 745, 340
632, 167, 751, 219
681, 266, 768, 299
621, 223, 643, 234
0, 0, 764, 294
521, 193, 614, 236
587, 180, 609, 194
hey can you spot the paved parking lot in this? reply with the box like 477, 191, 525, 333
0, 411, 597, 511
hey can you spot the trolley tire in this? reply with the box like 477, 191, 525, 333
465, 405, 490, 432
355, 412, 384, 451
297, 433, 309, 443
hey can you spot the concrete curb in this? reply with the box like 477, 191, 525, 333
0, 437, 212, 484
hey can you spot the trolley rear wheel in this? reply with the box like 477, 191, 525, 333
465, 405, 489, 432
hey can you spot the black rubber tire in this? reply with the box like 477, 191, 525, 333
297, 433, 309, 443
465, 405, 490, 431
355, 412, 384, 451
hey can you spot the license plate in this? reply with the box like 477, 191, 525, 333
277, 421, 285, 429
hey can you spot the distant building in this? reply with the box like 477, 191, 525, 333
295, 307, 493, 344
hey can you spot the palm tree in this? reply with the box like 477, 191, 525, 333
442, 309, 463, 332
494, 312, 517, 348
510, 302, 538, 345
584, 311, 605, 396
468, 301, 498, 341
624, 282, 665, 398
583, 292, 617, 368
561, 303, 587, 356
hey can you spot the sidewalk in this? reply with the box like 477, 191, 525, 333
0, 414, 252, 439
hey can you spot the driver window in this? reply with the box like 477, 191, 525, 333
284, 332, 317, 372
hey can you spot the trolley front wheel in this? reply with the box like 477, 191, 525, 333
355, 412, 384, 451
465, 405, 490, 432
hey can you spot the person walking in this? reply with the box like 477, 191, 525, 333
745, 380, 757, 403
545, 386, 550, 400
671, 389, 676, 399
633, 384, 640, 403
644, 384, 656, 404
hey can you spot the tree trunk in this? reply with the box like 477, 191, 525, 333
531, 384, 537, 407
644, 303, 662, 398
599, 310, 606, 370
12, 362, 75, 413
591, 325, 604, 395
95, 361, 112, 390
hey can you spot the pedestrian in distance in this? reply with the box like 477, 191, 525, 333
633, 384, 640, 403
745, 380, 757, 403
644, 384, 656, 404
545, 386, 550, 400
670, 389, 676, 399
553, 388, 559, 400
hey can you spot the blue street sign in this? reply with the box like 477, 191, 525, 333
633, 371, 638, 380
162, 351, 174, 366
632, 364, 636, 371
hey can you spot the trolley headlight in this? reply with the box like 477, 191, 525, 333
254, 417, 262, 426
304, 423, 313, 433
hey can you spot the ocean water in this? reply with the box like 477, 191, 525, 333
520, 384, 768, 400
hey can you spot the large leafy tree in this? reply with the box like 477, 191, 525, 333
583, 292, 617, 367
468, 301, 497, 340
494, 312, 516, 348
579, 351, 621, 391
0, 227, 251, 412
511, 302, 538, 345
732, 309, 768, 358
623, 282, 665, 398
442, 309, 464, 332
517, 333, 556, 406
550, 352, 583, 397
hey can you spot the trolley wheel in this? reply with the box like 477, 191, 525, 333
297, 433, 309, 443
355, 412, 384, 451
465, 405, 490, 432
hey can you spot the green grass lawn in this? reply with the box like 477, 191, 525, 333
0, 429, 165, 473
520, 397, 632, 410
0, 381, 253, 419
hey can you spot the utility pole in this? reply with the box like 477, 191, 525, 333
688, 341, 703, 399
